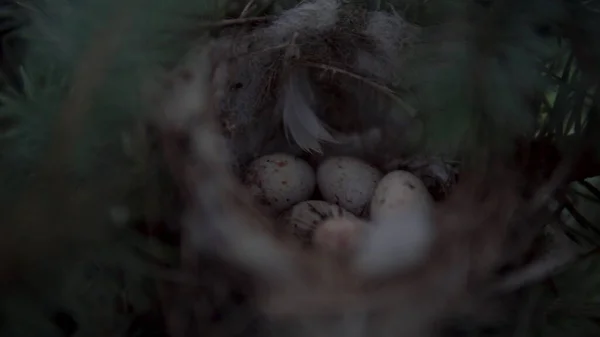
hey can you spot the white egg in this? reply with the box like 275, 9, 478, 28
317, 156, 383, 215
281, 200, 367, 255
370, 170, 433, 220
245, 153, 315, 213
354, 170, 435, 278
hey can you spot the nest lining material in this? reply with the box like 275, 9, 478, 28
209, 0, 420, 168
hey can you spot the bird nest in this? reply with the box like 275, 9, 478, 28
149, 1, 554, 336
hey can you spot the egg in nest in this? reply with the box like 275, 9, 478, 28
280, 200, 368, 256
317, 156, 383, 215
354, 170, 436, 278
244, 153, 316, 213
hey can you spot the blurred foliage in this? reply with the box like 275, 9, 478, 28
0, 0, 217, 336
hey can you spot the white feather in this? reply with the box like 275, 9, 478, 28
263, 0, 340, 42
281, 69, 337, 153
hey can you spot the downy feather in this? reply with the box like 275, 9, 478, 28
261, 0, 340, 42
280, 69, 337, 153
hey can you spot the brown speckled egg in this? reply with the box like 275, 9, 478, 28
370, 170, 433, 221
317, 156, 383, 215
281, 200, 367, 255
280, 200, 351, 244
245, 153, 315, 213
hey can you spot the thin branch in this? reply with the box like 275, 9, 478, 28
198, 16, 273, 28
234, 42, 290, 60
494, 243, 600, 293
494, 250, 577, 293
299, 61, 417, 117
284, 32, 299, 61
228, 33, 297, 61
239, 0, 255, 18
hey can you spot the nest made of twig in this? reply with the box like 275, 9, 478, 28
147, 2, 572, 337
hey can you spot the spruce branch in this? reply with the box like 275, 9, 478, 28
564, 201, 600, 238
578, 180, 600, 201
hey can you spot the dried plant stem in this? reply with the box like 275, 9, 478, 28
231, 42, 290, 60
199, 16, 273, 28
228, 33, 297, 61
493, 250, 576, 292
239, 0, 256, 18
299, 61, 417, 117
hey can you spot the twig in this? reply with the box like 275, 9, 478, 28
239, 0, 255, 18
299, 61, 417, 117
493, 249, 577, 293
284, 32, 300, 60
494, 245, 600, 293
198, 16, 273, 28
228, 32, 298, 61
231, 42, 290, 61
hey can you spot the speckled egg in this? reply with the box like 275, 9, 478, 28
244, 153, 315, 213
317, 156, 383, 215
370, 170, 433, 220
353, 170, 435, 277
281, 200, 367, 254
